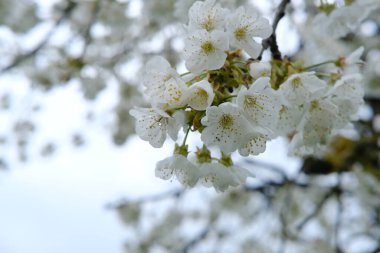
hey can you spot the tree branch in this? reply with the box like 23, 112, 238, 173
296, 188, 335, 231
260, 0, 291, 60
175, 227, 210, 253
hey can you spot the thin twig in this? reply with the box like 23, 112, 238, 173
175, 227, 210, 253
260, 0, 291, 60
106, 188, 185, 209
296, 188, 335, 231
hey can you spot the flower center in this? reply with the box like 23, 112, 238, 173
201, 15, 214, 31
219, 114, 234, 129
291, 77, 301, 89
234, 26, 248, 41
310, 100, 320, 111
201, 41, 215, 55
244, 95, 265, 110
196, 88, 208, 99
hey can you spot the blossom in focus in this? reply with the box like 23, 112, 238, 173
187, 0, 228, 32
184, 29, 229, 74
226, 6, 272, 58
200, 102, 252, 154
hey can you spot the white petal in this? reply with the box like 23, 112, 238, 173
238, 133, 269, 156
201, 103, 251, 153
187, 80, 215, 110
249, 62, 271, 79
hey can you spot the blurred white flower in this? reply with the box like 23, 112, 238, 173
156, 154, 200, 187
142, 56, 188, 109
276, 104, 305, 135
199, 162, 253, 192
313, 3, 379, 39
327, 74, 364, 128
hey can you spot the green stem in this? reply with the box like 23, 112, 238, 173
314, 72, 334, 77
186, 72, 208, 85
304, 60, 336, 70
180, 71, 191, 77
232, 60, 247, 65
181, 125, 191, 146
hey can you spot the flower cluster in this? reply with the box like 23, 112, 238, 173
130, 0, 364, 192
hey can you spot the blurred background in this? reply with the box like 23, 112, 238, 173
1, 0, 380, 252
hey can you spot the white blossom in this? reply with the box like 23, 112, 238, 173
279, 72, 328, 106
187, 0, 228, 32
200, 102, 252, 153
187, 79, 215, 111
249, 61, 271, 80
142, 56, 188, 109
313, 3, 378, 39
238, 132, 270, 156
297, 98, 339, 150
184, 29, 229, 74
226, 6, 272, 58
237, 77, 281, 132
327, 74, 364, 128
129, 107, 182, 148
155, 155, 200, 187
199, 162, 253, 192
276, 104, 305, 135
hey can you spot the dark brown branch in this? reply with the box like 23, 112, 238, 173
260, 0, 291, 60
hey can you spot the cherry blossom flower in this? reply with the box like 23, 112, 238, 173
156, 155, 200, 187
199, 162, 254, 192
279, 72, 328, 106
313, 3, 378, 39
187, 0, 228, 32
226, 6, 272, 58
129, 107, 183, 148
237, 77, 281, 132
142, 56, 188, 109
327, 74, 364, 128
184, 29, 228, 74
239, 130, 272, 156
200, 102, 252, 153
